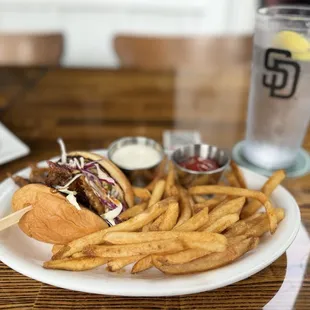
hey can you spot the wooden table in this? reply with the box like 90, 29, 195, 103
0, 67, 309, 310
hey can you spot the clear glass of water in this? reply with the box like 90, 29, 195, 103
243, 6, 310, 170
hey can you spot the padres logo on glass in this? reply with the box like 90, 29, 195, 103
262, 48, 300, 99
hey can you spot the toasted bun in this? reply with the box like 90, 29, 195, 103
12, 184, 108, 244
69, 151, 134, 208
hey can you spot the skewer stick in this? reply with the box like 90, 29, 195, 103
0, 206, 32, 232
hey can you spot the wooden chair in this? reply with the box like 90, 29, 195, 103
0, 33, 64, 66
114, 35, 253, 70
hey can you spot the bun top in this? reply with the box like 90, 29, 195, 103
68, 151, 134, 208
12, 184, 108, 244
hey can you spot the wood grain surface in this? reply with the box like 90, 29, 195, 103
0, 67, 309, 310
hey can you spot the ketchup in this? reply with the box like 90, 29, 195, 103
179, 156, 220, 172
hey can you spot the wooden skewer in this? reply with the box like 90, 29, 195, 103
0, 206, 32, 232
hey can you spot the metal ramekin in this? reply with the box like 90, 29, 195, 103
171, 144, 230, 188
107, 136, 165, 186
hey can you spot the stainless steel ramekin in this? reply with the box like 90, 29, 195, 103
107, 136, 165, 186
171, 144, 230, 188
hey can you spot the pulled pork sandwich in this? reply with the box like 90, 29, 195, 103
12, 140, 134, 244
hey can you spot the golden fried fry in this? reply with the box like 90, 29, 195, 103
158, 201, 179, 231
223, 213, 265, 238
227, 235, 248, 245
149, 213, 165, 231
133, 187, 151, 201
241, 170, 286, 219
230, 161, 247, 188
148, 179, 166, 208
155, 248, 211, 265
244, 208, 285, 238
165, 161, 175, 197
85, 239, 185, 258
202, 213, 239, 233
43, 257, 110, 271
107, 255, 144, 272
102, 231, 223, 245
225, 171, 240, 188
131, 255, 153, 274
175, 187, 192, 227
71, 252, 88, 258
192, 196, 226, 212
118, 202, 148, 221
152, 237, 259, 275
52, 244, 63, 255
173, 207, 209, 232
181, 233, 227, 251
198, 197, 245, 231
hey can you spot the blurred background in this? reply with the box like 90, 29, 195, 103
0, 0, 308, 68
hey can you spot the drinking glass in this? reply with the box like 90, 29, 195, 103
243, 6, 310, 170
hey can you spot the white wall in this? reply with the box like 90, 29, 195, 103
0, 0, 259, 67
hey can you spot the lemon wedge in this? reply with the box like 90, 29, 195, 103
274, 31, 310, 52
273, 31, 310, 61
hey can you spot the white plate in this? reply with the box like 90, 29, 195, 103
0, 153, 301, 296
0, 123, 30, 165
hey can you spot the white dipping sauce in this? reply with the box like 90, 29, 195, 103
111, 144, 161, 169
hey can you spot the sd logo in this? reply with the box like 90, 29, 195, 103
262, 48, 300, 99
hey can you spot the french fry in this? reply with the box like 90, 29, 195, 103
244, 208, 285, 238
107, 255, 145, 272
241, 170, 286, 219
85, 239, 185, 258
43, 257, 110, 271
155, 249, 211, 265
118, 202, 148, 221
169, 185, 179, 199
133, 187, 151, 201
148, 179, 166, 208
158, 201, 179, 231
165, 161, 175, 197
102, 231, 224, 245
190, 175, 212, 187
189, 186, 277, 234
243, 212, 264, 223
199, 197, 245, 231
224, 213, 265, 238
202, 213, 239, 233
52, 244, 63, 255
149, 213, 165, 231
193, 197, 226, 212
131, 255, 153, 274
152, 237, 259, 275
193, 195, 207, 203
146, 156, 167, 191
181, 233, 227, 251
227, 235, 248, 245
225, 171, 240, 188
142, 222, 152, 232
71, 252, 88, 258
175, 187, 192, 227
224, 221, 248, 238
53, 197, 175, 259
230, 161, 247, 188
173, 207, 209, 232
208, 197, 232, 212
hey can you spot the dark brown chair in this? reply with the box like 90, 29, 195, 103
114, 35, 253, 70
0, 33, 64, 66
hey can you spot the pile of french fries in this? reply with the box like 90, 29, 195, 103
45, 160, 286, 275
